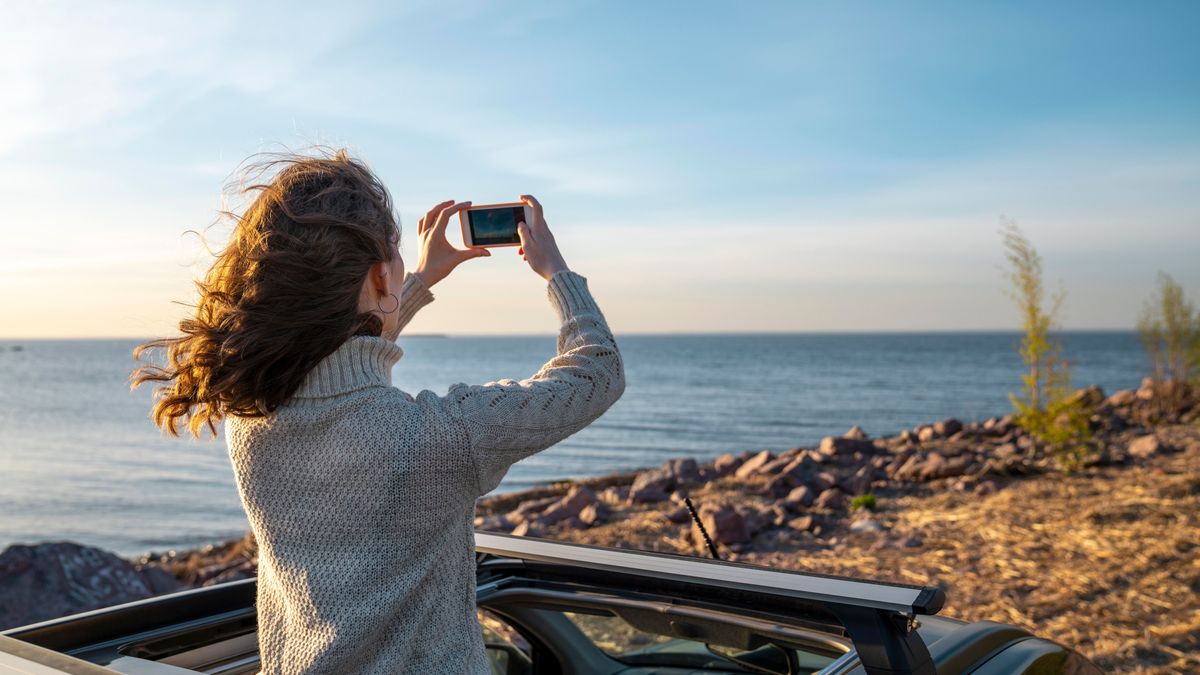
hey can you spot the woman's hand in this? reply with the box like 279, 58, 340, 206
516, 195, 570, 281
412, 200, 490, 288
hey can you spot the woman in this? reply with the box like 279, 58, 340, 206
132, 149, 625, 674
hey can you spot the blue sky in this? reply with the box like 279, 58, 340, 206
1, 1, 1197, 337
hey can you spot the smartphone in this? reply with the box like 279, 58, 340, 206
459, 202, 531, 248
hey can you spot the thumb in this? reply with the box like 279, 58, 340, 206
459, 247, 491, 260
517, 221, 533, 248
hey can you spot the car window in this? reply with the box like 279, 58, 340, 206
561, 610, 841, 674
479, 608, 533, 675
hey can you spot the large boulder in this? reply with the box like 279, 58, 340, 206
0, 542, 179, 630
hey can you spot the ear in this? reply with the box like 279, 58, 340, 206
369, 261, 390, 296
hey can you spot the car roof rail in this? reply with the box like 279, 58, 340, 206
475, 531, 941, 675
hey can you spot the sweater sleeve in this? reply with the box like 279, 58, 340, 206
383, 273, 435, 342
438, 271, 625, 495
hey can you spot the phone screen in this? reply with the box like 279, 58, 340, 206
467, 206, 524, 245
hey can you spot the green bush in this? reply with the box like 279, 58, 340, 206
850, 493, 877, 511
1000, 219, 1092, 469
1137, 272, 1200, 421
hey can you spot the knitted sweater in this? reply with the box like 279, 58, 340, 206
225, 270, 624, 674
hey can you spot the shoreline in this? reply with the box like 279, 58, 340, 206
2, 381, 1196, 671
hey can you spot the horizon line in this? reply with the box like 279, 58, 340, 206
0, 327, 1144, 342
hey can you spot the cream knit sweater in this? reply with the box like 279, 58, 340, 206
225, 270, 624, 674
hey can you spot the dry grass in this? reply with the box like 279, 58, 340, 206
555, 434, 1200, 674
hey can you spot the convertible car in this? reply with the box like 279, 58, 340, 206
2, 533, 1101, 674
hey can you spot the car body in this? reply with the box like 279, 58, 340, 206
2, 533, 1101, 674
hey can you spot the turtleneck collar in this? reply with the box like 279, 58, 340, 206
291, 336, 404, 399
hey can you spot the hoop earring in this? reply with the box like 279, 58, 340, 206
377, 293, 400, 314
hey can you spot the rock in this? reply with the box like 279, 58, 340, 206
539, 487, 598, 525
136, 564, 181, 594
818, 436, 875, 456
509, 496, 559, 524
1137, 377, 1157, 400
757, 455, 799, 476
599, 486, 630, 504
994, 443, 1020, 459
763, 473, 799, 498
840, 466, 874, 496
628, 485, 671, 504
917, 426, 936, 443
898, 429, 916, 443
892, 454, 924, 481
1128, 434, 1172, 459
787, 515, 816, 532
1066, 385, 1105, 409
630, 468, 671, 493
697, 504, 750, 545
809, 471, 838, 493
510, 520, 546, 537
1106, 389, 1136, 407
475, 515, 513, 532
813, 488, 847, 511
0, 542, 180, 630
934, 418, 963, 438
763, 504, 789, 528
578, 502, 610, 527
734, 450, 776, 479
974, 480, 998, 496
200, 561, 255, 587
782, 485, 815, 510
664, 505, 692, 524
713, 453, 743, 477
919, 452, 947, 480
899, 536, 924, 548
849, 518, 884, 533
844, 425, 869, 441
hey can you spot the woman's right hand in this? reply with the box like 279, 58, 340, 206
516, 194, 570, 281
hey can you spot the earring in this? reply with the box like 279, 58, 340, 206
377, 293, 400, 314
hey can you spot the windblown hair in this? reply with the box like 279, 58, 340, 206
132, 148, 399, 438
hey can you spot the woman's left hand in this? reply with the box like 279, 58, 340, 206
412, 200, 490, 287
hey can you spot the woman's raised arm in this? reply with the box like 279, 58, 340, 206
430, 196, 625, 494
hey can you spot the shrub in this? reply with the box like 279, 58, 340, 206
850, 494, 877, 511
1000, 219, 1092, 469
1137, 272, 1200, 421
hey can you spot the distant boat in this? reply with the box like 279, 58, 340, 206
10, 345, 22, 352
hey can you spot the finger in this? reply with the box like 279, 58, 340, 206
460, 247, 490, 259
517, 220, 535, 247
519, 194, 544, 224
422, 200, 455, 234
434, 201, 471, 235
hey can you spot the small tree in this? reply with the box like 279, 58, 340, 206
1000, 219, 1091, 468
1137, 272, 1200, 419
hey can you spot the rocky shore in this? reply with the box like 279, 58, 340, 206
2, 380, 1197, 672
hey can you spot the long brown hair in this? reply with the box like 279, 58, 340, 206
132, 148, 399, 438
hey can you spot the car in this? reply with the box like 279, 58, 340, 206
2, 532, 1101, 674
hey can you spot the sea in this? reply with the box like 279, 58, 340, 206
0, 332, 1146, 557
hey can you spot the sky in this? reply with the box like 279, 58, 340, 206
0, 1, 1197, 338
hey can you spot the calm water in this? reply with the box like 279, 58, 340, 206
0, 333, 1145, 556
